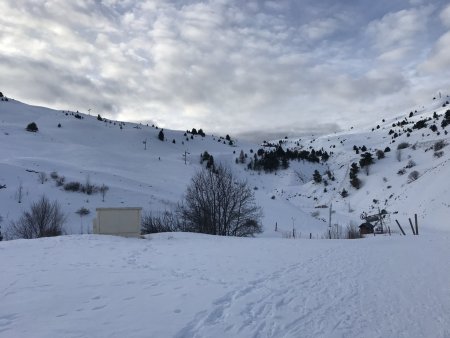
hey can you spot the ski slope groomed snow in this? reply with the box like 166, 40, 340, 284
1, 233, 449, 338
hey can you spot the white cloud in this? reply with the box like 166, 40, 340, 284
440, 4, 450, 27
300, 18, 339, 41
419, 31, 450, 73
0, 0, 448, 136
366, 6, 433, 61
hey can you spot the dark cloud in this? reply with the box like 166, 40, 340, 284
0, 0, 449, 137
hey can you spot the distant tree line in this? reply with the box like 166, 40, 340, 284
246, 146, 330, 172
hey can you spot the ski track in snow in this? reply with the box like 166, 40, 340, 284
175, 246, 360, 338
175, 240, 450, 338
1, 235, 450, 338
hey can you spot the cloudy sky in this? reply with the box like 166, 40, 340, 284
1, 0, 449, 140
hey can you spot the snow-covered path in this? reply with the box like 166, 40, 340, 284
176, 236, 449, 338
1, 234, 449, 338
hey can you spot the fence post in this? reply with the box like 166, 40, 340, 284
414, 214, 419, 235
408, 218, 416, 235
395, 220, 406, 235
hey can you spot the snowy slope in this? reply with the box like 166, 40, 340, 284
1, 95, 450, 237
1, 234, 449, 338
0, 97, 325, 237
1, 95, 450, 338
268, 97, 450, 233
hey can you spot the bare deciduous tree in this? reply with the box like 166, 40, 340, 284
9, 195, 66, 239
75, 207, 90, 234
99, 184, 109, 202
0, 215, 3, 241
16, 182, 23, 203
38, 172, 47, 184
180, 165, 262, 237
141, 210, 181, 234
82, 175, 94, 195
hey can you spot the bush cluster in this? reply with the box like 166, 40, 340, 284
26, 122, 38, 132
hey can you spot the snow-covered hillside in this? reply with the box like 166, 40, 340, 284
1, 95, 449, 236
0, 96, 324, 237
272, 96, 450, 233
1, 95, 450, 338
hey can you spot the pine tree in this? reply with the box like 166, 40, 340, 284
239, 150, 246, 164
206, 155, 215, 169
313, 170, 322, 183
359, 152, 374, 169
158, 129, 164, 141
349, 162, 361, 189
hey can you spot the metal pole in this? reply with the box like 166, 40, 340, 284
414, 214, 419, 235
292, 217, 295, 238
378, 207, 384, 234
329, 203, 332, 239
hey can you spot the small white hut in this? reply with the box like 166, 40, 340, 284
93, 207, 142, 237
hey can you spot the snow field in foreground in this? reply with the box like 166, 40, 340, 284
1, 233, 449, 338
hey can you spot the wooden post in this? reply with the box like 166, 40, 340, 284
414, 214, 419, 235
328, 203, 332, 239
292, 218, 295, 238
388, 226, 391, 236
378, 207, 384, 234
275, 222, 277, 232
310, 233, 312, 239
395, 220, 406, 235
408, 218, 416, 235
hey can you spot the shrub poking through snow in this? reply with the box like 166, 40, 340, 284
376, 150, 385, 159
141, 211, 180, 234
408, 170, 419, 183
397, 142, 409, 150
434, 140, 447, 152
9, 195, 66, 239
346, 223, 361, 239
26, 122, 38, 132
38, 172, 47, 184
64, 181, 81, 192
397, 168, 406, 175
405, 160, 416, 169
